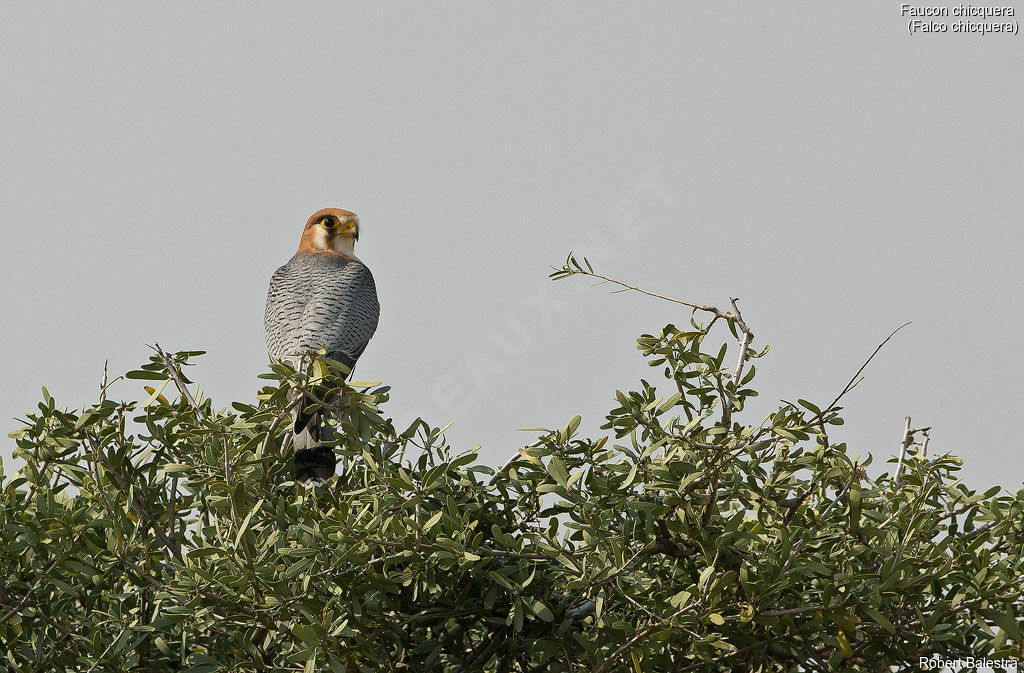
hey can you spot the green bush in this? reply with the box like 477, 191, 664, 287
2, 260, 1021, 672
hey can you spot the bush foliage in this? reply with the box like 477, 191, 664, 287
2, 262, 1022, 672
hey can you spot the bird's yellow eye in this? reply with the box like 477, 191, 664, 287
321, 217, 337, 229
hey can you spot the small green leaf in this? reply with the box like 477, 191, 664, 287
561, 415, 582, 439
126, 370, 169, 380
423, 511, 443, 532
529, 599, 553, 622
698, 566, 715, 591
863, 606, 894, 634
837, 630, 852, 658
547, 457, 569, 486
797, 399, 821, 414
142, 379, 171, 408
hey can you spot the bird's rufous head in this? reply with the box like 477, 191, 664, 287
297, 208, 360, 255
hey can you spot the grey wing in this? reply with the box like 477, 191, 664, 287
296, 258, 380, 372
265, 260, 313, 368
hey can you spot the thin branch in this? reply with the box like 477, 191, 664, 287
895, 416, 912, 484
86, 623, 133, 673
594, 543, 657, 588
561, 268, 735, 320
758, 603, 841, 618
0, 552, 73, 628
167, 476, 178, 548
99, 359, 109, 403
591, 541, 719, 672
261, 394, 303, 457
892, 471, 933, 566
729, 297, 754, 387
154, 344, 204, 420
29, 631, 79, 673
553, 260, 753, 344
456, 626, 510, 673
20, 458, 49, 509
488, 451, 524, 487
595, 606, 689, 673
817, 322, 911, 419
488, 440, 545, 487
85, 432, 182, 563
714, 374, 731, 428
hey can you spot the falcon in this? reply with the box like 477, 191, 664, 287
265, 208, 380, 481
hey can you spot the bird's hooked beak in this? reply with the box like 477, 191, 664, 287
322, 217, 358, 241
324, 217, 359, 255
337, 219, 358, 241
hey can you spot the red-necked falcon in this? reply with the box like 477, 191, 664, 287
265, 208, 380, 481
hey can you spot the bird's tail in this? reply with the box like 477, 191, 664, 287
291, 388, 338, 482
288, 353, 356, 482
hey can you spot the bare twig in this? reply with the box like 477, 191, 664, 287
715, 374, 731, 428
553, 261, 754, 348
558, 267, 735, 320
729, 297, 753, 387
896, 416, 912, 484
99, 359, 109, 403
488, 450, 525, 486
817, 322, 911, 419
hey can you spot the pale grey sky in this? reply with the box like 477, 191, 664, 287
2, 3, 1022, 489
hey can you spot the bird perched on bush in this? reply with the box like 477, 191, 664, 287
265, 208, 380, 481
